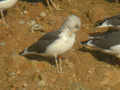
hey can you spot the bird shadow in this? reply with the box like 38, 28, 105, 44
105, 0, 120, 3
21, 0, 43, 2
79, 47, 120, 66
21, 0, 48, 7
21, 54, 56, 66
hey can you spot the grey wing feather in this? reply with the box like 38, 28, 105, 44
91, 30, 120, 49
107, 15, 120, 25
27, 31, 61, 53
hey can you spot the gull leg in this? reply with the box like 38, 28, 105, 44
46, 0, 52, 10
1, 10, 6, 24
50, 0, 57, 9
50, 0, 62, 10
58, 56, 63, 72
0, 10, 9, 27
55, 55, 59, 72
54, 55, 63, 72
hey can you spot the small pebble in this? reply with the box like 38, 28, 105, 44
19, 20, 25, 24
38, 80, 46, 87
40, 12, 47, 17
0, 42, 6, 46
70, 82, 87, 90
21, 10, 28, 15
27, 19, 36, 26
27, 19, 44, 32
8, 72, 16, 77
47, 20, 56, 25
23, 83, 28, 87
31, 24, 44, 32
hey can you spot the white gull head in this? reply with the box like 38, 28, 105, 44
60, 15, 81, 32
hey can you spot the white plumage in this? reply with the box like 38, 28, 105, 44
45, 29, 76, 56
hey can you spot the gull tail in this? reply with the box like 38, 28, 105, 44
20, 48, 30, 56
19, 43, 39, 56
95, 19, 112, 28
80, 40, 95, 47
95, 20, 105, 27
20, 47, 35, 56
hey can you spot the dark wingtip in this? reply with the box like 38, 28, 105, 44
19, 48, 28, 56
19, 51, 25, 56
80, 40, 89, 45
94, 20, 105, 27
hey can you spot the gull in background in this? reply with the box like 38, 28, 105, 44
80, 29, 120, 58
95, 14, 120, 28
0, 0, 18, 25
20, 15, 81, 72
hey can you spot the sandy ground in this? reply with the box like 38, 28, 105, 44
1, 0, 120, 90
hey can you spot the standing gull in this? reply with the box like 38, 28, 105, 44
0, 0, 18, 25
80, 29, 120, 58
95, 14, 120, 28
21, 15, 81, 72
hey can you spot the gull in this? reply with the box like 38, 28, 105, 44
0, 0, 18, 25
80, 29, 120, 58
95, 14, 120, 28
20, 15, 81, 72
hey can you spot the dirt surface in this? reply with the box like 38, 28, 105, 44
1, 0, 120, 90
